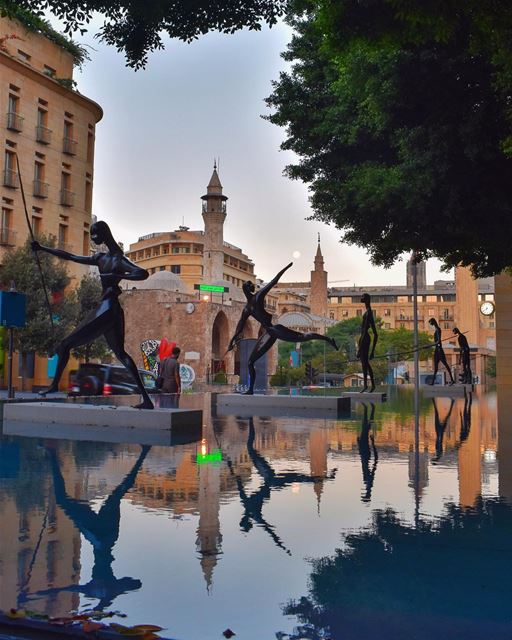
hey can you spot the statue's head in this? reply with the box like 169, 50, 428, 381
242, 281, 255, 297
453, 327, 460, 335
90, 220, 112, 245
360, 293, 371, 304
429, 317, 437, 327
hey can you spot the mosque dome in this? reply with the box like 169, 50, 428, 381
128, 270, 188, 293
211, 279, 246, 303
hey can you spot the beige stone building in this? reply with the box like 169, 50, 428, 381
0, 15, 102, 387
126, 166, 256, 295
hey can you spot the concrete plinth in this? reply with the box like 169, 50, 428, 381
339, 391, 387, 402
216, 393, 351, 416
422, 385, 470, 397
3, 419, 202, 446
4, 402, 202, 430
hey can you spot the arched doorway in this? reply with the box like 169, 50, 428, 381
211, 311, 229, 375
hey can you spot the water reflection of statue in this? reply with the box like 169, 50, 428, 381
27, 445, 150, 610
458, 391, 473, 446
432, 398, 455, 463
228, 263, 338, 394
357, 403, 378, 502
428, 318, 454, 385
227, 417, 336, 552
357, 294, 378, 393
453, 327, 472, 384
32, 221, 154, 409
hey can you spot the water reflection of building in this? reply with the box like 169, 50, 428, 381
0, 392, 499, 610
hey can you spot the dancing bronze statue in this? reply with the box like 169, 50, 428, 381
428, 318, 454, 385
32, 221, 154, 409
228, 262, 338, 394
357, 293, 378, 392
453, 327, 472, 384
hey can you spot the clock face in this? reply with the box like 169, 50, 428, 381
186, 302, 195, 314
480, 301, 495, 316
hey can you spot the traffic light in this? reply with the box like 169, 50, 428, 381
305, 362, 318, 384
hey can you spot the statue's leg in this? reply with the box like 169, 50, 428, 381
272, 325, 338, 350
430, 353, 439, 385
245, 333, 276, 395
441, 354, 454, 384
39, 316, 106, 395
360, 355, 369, 392
368, 362, 375, 392
104, 325, 154, 410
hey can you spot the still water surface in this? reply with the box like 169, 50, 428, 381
0, 389, 510, 639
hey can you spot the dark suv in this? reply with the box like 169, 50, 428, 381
68, 363, 159, 397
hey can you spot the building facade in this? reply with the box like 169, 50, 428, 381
0, 15, 103, 388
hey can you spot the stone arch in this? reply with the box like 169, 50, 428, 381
211, 310, 230, 375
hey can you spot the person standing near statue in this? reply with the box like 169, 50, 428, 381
357, 293, 378, 393
228, 262, 338, 395
453, 327, 472, 384
160, 346, 181, 394
428, 318, 455, 385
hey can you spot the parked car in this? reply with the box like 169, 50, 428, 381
68, 363, 159, 397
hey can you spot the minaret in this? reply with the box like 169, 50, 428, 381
310, 234, 328, 317
406, 255, 426, 289
201, 162, 227, 284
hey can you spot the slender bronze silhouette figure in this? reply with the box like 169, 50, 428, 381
32, 221, 154, 409
432, 398, 455, 463
26, 445, 150, 611
228, 263, 338, 394
357, 403, 378, 502
428, 318, 454, 386
357, 293, 378, 392
453, 327, 472, 384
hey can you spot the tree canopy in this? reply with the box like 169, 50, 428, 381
5, 0, 287, 68
265, 0, 512, 277
0, 237, 77, 355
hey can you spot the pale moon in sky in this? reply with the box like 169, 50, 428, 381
292, 250, 301, 259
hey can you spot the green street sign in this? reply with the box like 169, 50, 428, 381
194, 284, 229, 293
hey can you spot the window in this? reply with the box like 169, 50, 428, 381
384, 309, 391, 316
444, 322, 450, 329
17, 50, 31, 62
63, 121, 76, 155
0, 207, 11, 243
442, 308, 450, 319
60, 172, 73, 206
384, 322, 391, 329
171, 265, 181, 274
85, 180, 92, 213
356, 309, 362, 317
32, 207, 42, 236
34, 161, 47, 197
43, 65, 56, 77
4, 150, 17, 188
58, 224, 67, 249
7, 95, 22, 131
159, 266, 166, 271
342, 309, 348, 317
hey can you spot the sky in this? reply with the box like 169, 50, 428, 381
66, 15, 452, 286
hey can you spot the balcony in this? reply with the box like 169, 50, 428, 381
62, 137, 77, 155
35, 125, 52, 144
0, 227, 16, 246
6, 111, 23, 132
60, 189, 75, 207
3, 168, 18, 188
33, 179, 49, 198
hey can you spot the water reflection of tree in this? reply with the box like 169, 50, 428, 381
282, 499, 512, 640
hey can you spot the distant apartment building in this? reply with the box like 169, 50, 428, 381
126, 166, 256, 297
0, 14, 103, 387
0, 14, 102, 278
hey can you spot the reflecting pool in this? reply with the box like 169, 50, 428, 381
0, 388, 510, 639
